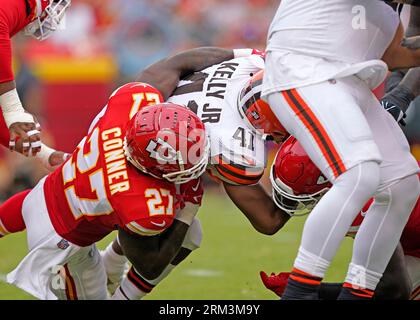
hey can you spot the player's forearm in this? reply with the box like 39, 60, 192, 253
224, 182, 290, 235
383, 46, 420, 70
118, 221, 189, 280
399, 67, 420, 98
0, 80, 16, 96
171, 47, 234, 78
138, 47, 234, 100
383, 23, 420, 70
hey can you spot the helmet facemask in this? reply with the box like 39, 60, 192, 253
162, 138, 210, 184
25, 0, 71, 41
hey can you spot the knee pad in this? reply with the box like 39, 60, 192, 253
182, 218, 202, 251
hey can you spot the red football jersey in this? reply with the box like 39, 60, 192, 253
44, 82, 179, 247
348, 170, 420, 258
0, 112, 9, 148
0, 0, 37, 83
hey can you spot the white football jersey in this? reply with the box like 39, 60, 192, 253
167, 56, 267, 185
262, 0, 400, 95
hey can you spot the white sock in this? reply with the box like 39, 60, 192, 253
111, 264, 177, 300
101, 242, 128, 287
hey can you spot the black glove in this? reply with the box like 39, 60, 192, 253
381, 99, 407, 126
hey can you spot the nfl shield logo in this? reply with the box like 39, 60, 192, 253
57, 239, 69, 250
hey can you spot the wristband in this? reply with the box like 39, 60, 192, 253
175, 203, 199, 226
0, 89, 33, 128
233, 48, 254, 58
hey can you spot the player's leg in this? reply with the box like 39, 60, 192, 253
306, 242, 412, 300
51, 245, 108, 300
265, 76, 383, 299
373, 243, 412, 299
339, 90, 420, 299
0, 189, 30, 238
101, 237, 129, 294
7, 177, 108, 300
7, 178, 77, 299
111, 218, 202, 300
405, 255, 420, 300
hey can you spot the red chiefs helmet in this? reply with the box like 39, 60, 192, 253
25, 0, 71, 40
125, 103, 209, 184
270, 136, 331, 216
238, 70, 289, 142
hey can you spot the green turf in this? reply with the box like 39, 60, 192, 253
0, 192, 353, 300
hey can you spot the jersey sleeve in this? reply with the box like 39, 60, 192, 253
209, 154, 264, 186
106, 82, 164, 120
0, 112, 9, 147
123, 208, 174, 237
0, 14, 14, 83
124, 218, 169, 237
114, 174, 176, 237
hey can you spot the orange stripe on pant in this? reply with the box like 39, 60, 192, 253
63, 264, 78, 300
281, 89, 346, 178
343, 282, 374, 298
289, 268, 322, 286
411, 285, 420, 300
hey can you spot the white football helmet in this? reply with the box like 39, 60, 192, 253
25, 0, 71, 41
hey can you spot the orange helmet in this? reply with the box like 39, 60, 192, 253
238, 70, 288, 142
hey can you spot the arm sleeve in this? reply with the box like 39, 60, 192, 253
0, 18, 14, 83
210, 154, 264, 186
124, 220, 165, 237
0, 111, 9, 147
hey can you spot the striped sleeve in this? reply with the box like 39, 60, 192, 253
124, 221, 165, 237
210, 155, 264, 186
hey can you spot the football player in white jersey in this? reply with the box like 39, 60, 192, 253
262, 0, 420, 299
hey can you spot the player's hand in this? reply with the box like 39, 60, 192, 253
47, 151, 71, 171
381, 99, 407, 126
9, 114, 41, 157
260, 271, 290, 298
402, 36, 420, 50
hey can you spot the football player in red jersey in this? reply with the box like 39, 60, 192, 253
1, 47, 238, 300
0, 0, 70, 156
261, 137, 420, 300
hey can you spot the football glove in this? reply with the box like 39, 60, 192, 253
259, 271, 290, 298
381, 99, 407, 126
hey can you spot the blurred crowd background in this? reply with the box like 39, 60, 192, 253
1, 0, 419, 202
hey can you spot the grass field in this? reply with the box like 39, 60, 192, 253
0, 191, 354, 300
